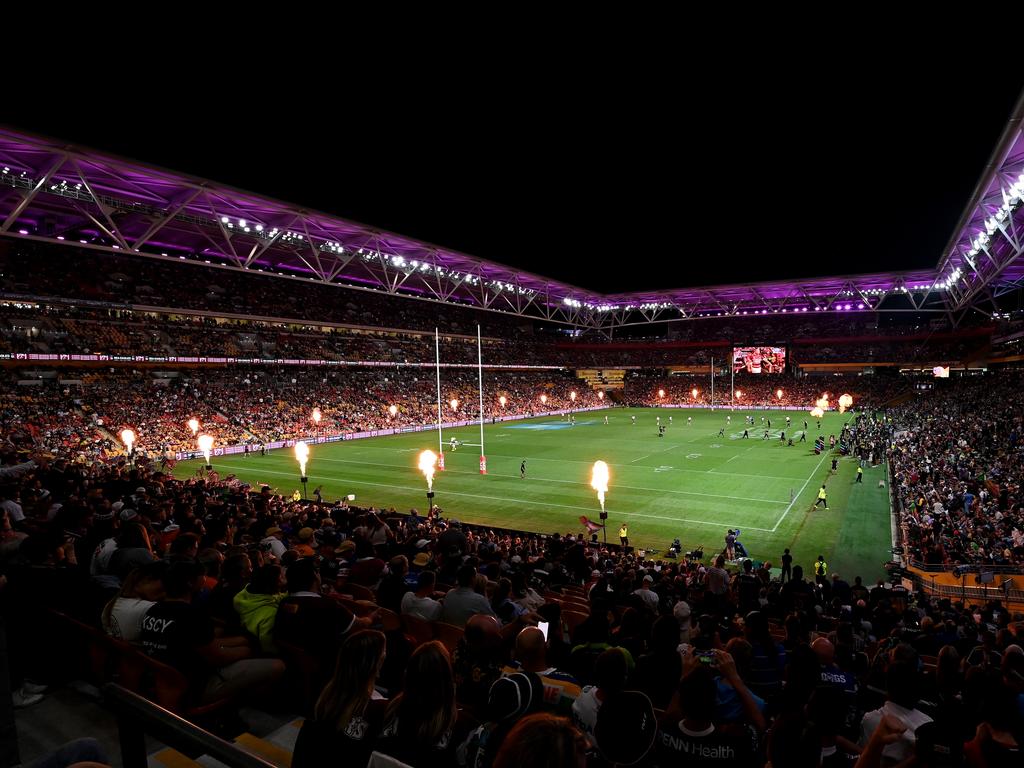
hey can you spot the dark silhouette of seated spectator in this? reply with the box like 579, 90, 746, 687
139, 560, 284, 704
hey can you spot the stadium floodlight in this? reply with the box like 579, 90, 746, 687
255, 224, 263, 232
221, 216, 229, 223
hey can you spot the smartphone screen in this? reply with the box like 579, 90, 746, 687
538, 621, 549, 641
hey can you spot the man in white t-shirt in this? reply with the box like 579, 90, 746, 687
632, 575, 659, 613
401, 570, 443, 621
260, 527, 287, 559
858, 660, 933, 766
572, 648, 628, 749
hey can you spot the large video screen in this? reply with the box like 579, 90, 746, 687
732, 346, 786, 374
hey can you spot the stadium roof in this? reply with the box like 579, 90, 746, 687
1, 108, 1022, 329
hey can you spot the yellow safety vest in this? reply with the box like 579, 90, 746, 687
818, 488, 827, 500
816, 560, 828, 576
619, 526, 628, 538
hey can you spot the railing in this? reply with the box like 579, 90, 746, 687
103, 684, 276, 768
908, 560, 1024, 575
901, 572, 1024, 604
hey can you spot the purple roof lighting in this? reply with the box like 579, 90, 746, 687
1, 118, 1023, 327
935, 90, 1024, 312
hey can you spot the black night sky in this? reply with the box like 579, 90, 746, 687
9, 52, 1022, 295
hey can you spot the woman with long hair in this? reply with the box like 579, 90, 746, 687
376, 641, 458, 767
292, 630, 387, 768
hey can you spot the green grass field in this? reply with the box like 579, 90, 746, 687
175, 407, 893, 580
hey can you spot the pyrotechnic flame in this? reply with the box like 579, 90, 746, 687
120, 429, 136, 451
312, 408, 322, 424
691, 388, 699, 399
658, 389, 665, 398
810, 407, 825, 418
418, 450, 438, 491
838, 393, 853, 414
598, 391, 604, 400
197, 433, 214, 464
591, 460, 610, 512
388, 404, 398, 417
295, 440, 309, 476
736, 390, 743, 399
540, 394, 548, 404
498, 396, 507, 407
570, 391, 577, 402
187, 418, 199, 435
450, 398, 459, 411
776, 389, 783, 400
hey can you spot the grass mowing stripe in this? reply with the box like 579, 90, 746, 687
217, 462, 777, 530
306, 455, 789, 505
177, 407, 889, 579
770, 449, 834, 532
350, 447, 809, 482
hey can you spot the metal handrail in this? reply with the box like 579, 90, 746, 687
102, 684, 276, 768
908, 560, 1024, 575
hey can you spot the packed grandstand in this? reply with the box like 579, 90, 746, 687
1, 104, 1024, 768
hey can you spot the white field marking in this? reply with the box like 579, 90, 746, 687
351, 444, 808, 482
210, 463, 778, 530
300, 455, 788, 505
629, 444, 687, 464
769, 449, 833, 532
723, 445, 757, 464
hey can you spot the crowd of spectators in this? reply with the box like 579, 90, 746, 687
889, 375, 1024, 570
0, 367, 605, 457
1, 432, 1023, 766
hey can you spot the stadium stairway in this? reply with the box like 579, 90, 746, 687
576, 368, 625, 391
148, 719, 302, 768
